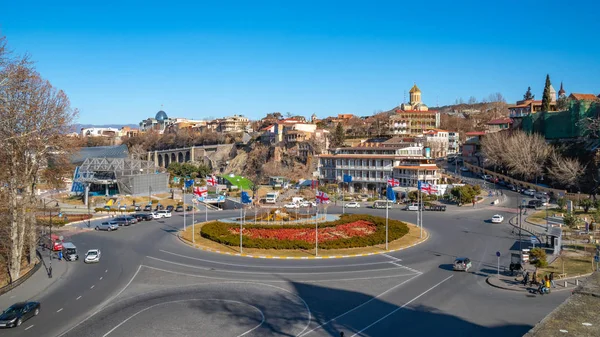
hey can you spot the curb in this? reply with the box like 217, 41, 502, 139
486, 275, 588, 293
64, 215, 112, 227
176, 225, 431, 260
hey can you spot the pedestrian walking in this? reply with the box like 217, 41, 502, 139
58, 250, 63, 261
522, 271, 529, 285
472, 200, 475, 207
550, 272, 556, 288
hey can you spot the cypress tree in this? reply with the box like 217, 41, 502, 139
541, 74, 552, 112
523, 87, 535, 100
333, 122, 345, 147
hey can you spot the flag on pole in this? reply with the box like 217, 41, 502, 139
316, 191, 330, 204
386, 186, 396, 202
184, 179, 195, 188
418, 181, 438, 195
193, 186, 208, 198
387, 177, 400, 187
343, 174, 353, 183
206, 176, 217, 186
311, 180, 318, 190
241, 191, 252, 204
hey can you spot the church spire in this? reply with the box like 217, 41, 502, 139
558, 81, 566, 97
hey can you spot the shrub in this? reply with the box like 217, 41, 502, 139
579, 198, 593, 213
200, 214, 410, 250
529, 247, 548, 268
556, 198, 566, 211
564, 213, 584, 229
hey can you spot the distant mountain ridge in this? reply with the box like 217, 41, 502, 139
71, 123, 138, 132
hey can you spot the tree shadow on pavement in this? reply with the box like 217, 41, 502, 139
289, 280, 533, 337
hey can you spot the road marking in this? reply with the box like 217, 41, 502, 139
10, 295, 15, 299
100, 277, 103, 280
76, 296, 82, 300
105, 269, 108, 273
381, 253, 402, 262
25, 325, 34, 330
299, 273, 421, 336
90, 285, 95, 289
57, 308, 63, 313
350, 275, 454, 337
102, 299, 266, 337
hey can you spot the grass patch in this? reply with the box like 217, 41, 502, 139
540, 250, 595, 277
180, 220, 426, 257
526, 208, 559, 225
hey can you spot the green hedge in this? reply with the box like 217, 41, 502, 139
200, 214, 409, 250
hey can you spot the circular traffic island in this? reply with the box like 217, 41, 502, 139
180, 214, 428, 258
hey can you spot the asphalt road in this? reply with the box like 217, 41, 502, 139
1, 188, 569, 337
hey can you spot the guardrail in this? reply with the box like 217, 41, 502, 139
0, 250, 42, 296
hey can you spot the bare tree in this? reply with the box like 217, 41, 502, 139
503, 131, 551, 181
480, 131, 507, 167
0, 37, 77, 281
547, 150, 586, 190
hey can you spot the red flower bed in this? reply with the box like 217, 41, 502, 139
230, 220, 376, 243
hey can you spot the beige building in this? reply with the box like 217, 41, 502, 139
389, 84, 440, 137
217, 115, 251, 133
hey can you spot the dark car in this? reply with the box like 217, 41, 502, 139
528, 199, 543, 209
154, 204, 165, 211
143, 205, 152, 212
166, 205, 174, 212
112, 217, 133, 226
134, 205, 141, 211
132, 213, 153, 221
0, 302, 40, 328
175, 205, 184, 212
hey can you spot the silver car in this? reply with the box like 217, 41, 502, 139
95, 221, 119, 231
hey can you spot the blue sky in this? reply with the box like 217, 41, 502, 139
2, 0, 599, 125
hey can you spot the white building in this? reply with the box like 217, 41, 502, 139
421, 129, 449, 158
448, 131, 460, 155
80, 127, 119, 137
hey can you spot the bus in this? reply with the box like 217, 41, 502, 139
372, 200, 393, 209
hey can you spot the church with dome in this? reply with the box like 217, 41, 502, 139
400, 84, 429, 111
139, 110, 174, 132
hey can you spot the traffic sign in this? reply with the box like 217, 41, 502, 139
496, 251, 501, 257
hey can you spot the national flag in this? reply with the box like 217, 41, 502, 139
241, 191, 252, 204
206, 176, 217, 186
418, 181, 438, 195
387, 177, 400, 187
343, 174, 353, 183
386, 186, 396, 202
316, 191, 330, 204
193, 186, 208, 198
311, 180, 318, 190
184, 179, 195, 188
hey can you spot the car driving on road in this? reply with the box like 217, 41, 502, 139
152, 210, 172, 219
84, 249, 101, 263
131, 213, 153, 221
284, 203, 299, 209
0, 302, 40, 328
404, 203, 421, 211
95, 222, 119, 231
453, 257, 472, 272
491, 214, 504, 223
523, 189, 536, 196
344, 202, 360, 208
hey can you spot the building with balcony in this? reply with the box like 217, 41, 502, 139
217, 115, 251, 133
318, 142, 436, 193
422, 129, 449, 158
448, 132, 460, 155
392, 161, 441, 188
487, 118, 513, 133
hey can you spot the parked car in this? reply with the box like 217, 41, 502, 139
123, 215, 138, 223
284, 203, 299, 209
528, 199, 543, 209
535, 192, 548, 200
523, 189, 536, 196
112, 217, 133, 226
61, 242, 79, 261
460, 167, 469, 172
491, 214, 504, 223
404, 203, 421, 211
154, 204, 165, 211
134, 205, 141, 211
132, 213, 153, 221
175, 205, 184, 212
453, 257, 472, 272
143, 205, 152, 212
152, 210, 172, 219
0, 302, 41, 328
166, 205, 174, 212
84, 249, 101, 263
481, 174, 492, 181
118, 205, 127, 211
95, 222, 119, 231
344, 202, 360, 208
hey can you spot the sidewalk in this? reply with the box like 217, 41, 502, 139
0, 250, 69, 309
486, 271, 587, 293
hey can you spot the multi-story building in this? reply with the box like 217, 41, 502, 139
80, 127, 119, 137
448, 131, 460, 155
388, 84, 440, 136
318, 142, 440, 193
509, 84, 558, 118
487, 118, 512, 133
217, 115, 251, 133
462, 131, 487, 166
392, 160, 441, 188
421, 129, 449, 158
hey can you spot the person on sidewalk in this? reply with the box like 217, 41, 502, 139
472, 200, 475, 207
550, 272, 556, 288
522, 271, 529, 286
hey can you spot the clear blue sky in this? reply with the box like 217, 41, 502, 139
2, 0, 599, 125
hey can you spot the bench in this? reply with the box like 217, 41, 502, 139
555, 273, 567, 279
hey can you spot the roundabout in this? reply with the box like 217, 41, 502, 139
2, 192, 574, 337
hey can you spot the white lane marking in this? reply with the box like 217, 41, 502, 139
25, 325, 34, 330
57, 265, 142, 337
349, 275, 454, 336
9, 295, 15, 299
100, 277, 103, 280
146, 256, 407, 275
299, 273, 421, 336
105, 269, 108, 273
57, 308, 63, 313
76, 296, 82, 300
381, 253, 401, 262
102, 299, 265, 337
159, 249, 400, 269
90, 285, 95, 289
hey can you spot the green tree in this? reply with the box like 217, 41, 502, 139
564, 213, 583, 229
541, 74, 552, 112
579, 198, 593, 213
556, 95, 569, 111
450, 185, 478, 205
556, 198, 566, 211
523, 86, 535, 100
331, 123, 346, 147
530, 247, 548, 268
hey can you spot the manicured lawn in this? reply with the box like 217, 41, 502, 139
540, 250, 595, 277
220, 175, 254, 190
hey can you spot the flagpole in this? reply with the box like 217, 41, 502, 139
192, 201, 195, 244
342, 181, 345, 214
385, 198, 389, 251
240, 187, 243, 254
183, 186, 186, 231
315, 204, 319, 257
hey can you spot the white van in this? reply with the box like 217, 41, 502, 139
62, 242, 79, 261
292, 197, 305, 204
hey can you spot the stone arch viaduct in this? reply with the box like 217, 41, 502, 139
147, 144, 235, 169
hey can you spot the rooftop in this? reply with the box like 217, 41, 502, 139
570, 93, 599, 101
524, 271, 600, 337
465, 131, 487, 136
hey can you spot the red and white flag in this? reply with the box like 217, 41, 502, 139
193, 186, 208, 197
316, 191, 330, 204
206, 176, 217, 186
419, 183, 438, 195
387, 177, 400, 187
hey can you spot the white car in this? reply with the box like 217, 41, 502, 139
460, 167, 469, 172
405, 203, 420, 211
152, 210, 172, 219
481, 174, 492, 181
523, 189, 536, 196
84, 249, 101, 263
284, 203, 299, 209
299, 201, 316, 207
344, 202, 360, 208
491, 214, 504, 223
